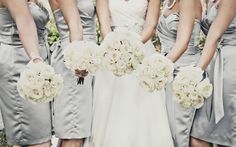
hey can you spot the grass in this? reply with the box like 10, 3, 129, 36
0, 130, 11, 147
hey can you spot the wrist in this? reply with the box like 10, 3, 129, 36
166, 53, 175, 63
195, 66, 204, 71
30, 52, 42, 63
101, 27, 112, 38
140, 35, 146, 43
196, 63, 205, 71
70, 32, 83, 42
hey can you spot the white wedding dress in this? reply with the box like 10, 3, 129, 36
84, 0, 174, 147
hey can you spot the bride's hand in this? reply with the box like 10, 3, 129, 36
75, 69, 88, 78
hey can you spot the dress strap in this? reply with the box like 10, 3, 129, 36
208, 0, 220, 10
213, 45, 224, 124
164, 0, 177, 10
206, 41, 224, 124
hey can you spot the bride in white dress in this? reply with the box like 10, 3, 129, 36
84, 0, 174, 147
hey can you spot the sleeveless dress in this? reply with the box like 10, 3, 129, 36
0, 112, 3, 130
84, 0, 174, 147
0, 101, 2, 130
0, 2, 51, 145
157, 2, 201, 147
50, 0, 96, 139
191, 2, 236, 146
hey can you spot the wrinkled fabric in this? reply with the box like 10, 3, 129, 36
0, 108, 3, 130
157, 4, 201, 147
0, 2, 51, 145
50, 0, 96, 139
191, 2, 236, 146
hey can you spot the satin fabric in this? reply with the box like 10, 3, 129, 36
157, 5, 201, 147
0, 109, 3, 130
84, 0, 174, 147
0, 2, 52, 145
50, 0, 96, 139
191, 3, 236, 146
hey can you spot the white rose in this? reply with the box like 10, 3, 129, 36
197, 79, 213, 98
137, 53, 173, 92
174, 92, 187, 103
182, 100, 192, 109
179, 66, 203, 82
28, 88, 44, 100
140, 80, 155, 92
102, 30, 144, 76
192, 96, 204, 109
63, 41, 82, 70
17, 62, 63, 104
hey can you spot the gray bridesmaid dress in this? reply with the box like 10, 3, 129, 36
0, 109, 3, 130
157, 5, 201, 147
0, 2, 52, 145
50, 0, 96, 139
191, 3, 236, 146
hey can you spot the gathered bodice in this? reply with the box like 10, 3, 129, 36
53, 0, 96, 39
109, 0, 148, 29
201, 2, 236, 46
157, 12, 201, 55
0, 2, 49, 45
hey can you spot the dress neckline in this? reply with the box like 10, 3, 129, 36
167, 0, 177, 9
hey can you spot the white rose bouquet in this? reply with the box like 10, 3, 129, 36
63, 41, 101, 84
101, 30, 145, 76
172, 66, 213, 109
17, 62, 63, 104
137, 53, 174, 92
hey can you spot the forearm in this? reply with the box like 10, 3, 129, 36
166, 40, 190, 62
99, 18, 112, 38
141, 22, 157, 43
166, 0, 195, 63
197, 0, 236, 70
58, 0, 83, 41
96, 0, 111, 38
4, 0, 40, 59
197, 38, 218, 70
140, 0, 160, 43
16, 17, 40, 58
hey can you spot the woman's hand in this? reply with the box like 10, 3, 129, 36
75, 69, 88, 78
